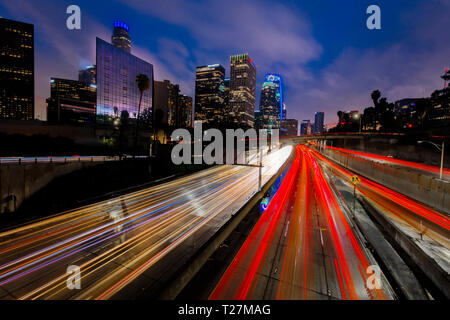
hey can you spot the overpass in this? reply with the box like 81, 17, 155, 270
280, 132, 406, 145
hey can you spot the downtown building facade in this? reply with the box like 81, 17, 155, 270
96, 22, 153, 124
314, 112, 325, 134
154, 80, 192, 128
300, 119, 312, 135
79, 65, 97, 86
194, 64, 226, 124
0, 18, 34, 120
47, 78, 96, 125
229, 54, 256, 128
281, 119, 298, 136
259, 74, 284, 132
179, 94, 193, 128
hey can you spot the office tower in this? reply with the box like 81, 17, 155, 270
194, 64, 226, 124
281, 119, 298, 136
167, 82, 180, 127
259, 80, 280, 131
111, 21, 131, 53
154, 80, 170, 125
96, 33, 153, 123
300, 120, 311, 135
179, 94, 193, 128
314, 112, 325, 134
254, 110, 263, 131
154, 79, 191, 127
47, 78, 96, 124
229, 54, 256, 128
79, 65, 96, 86
264, 74, 284, 119
0, 18, 34, 120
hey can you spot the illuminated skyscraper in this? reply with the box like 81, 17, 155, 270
229, 54, 256, 128
79, 65, 96, 86
96, 36, 153, 123
47, 78, 96, 124
281, 119, 298, 136
300, 120, 311, 135
259, 74, 284, 132
0, 18, 34, 120
259, 82, 279, 131
265, 74, 284, 119
111, 21, 131, 53
194, 64, 226, 124
314, 112, 325, 134
179, 94, 193, 128
154, 80, 191, 128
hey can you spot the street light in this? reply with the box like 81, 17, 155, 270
418, 140, 445, 180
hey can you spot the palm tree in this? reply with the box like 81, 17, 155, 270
371, 90, 381, 108
134, 74, 150, 157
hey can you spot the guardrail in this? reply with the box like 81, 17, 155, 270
0, 155, 149, 165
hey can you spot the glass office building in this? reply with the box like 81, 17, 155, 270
96, 37, 153, 123
229, 54, 256, 128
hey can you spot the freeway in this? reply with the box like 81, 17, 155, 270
210, 146, 393, 300
312, 149, 450, 273
0, 146, 292, 300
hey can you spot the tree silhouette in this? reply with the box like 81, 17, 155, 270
371, 90, 381, 108
135, 74, 151, 156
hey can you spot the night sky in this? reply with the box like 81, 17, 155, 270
1, 0, 449, 125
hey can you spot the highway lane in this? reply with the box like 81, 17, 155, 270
0, 146, 292, 300
210, 146, 393, 300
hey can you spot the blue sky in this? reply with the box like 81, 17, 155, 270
1, 0, 449, 124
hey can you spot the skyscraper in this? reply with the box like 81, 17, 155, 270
0, 18, 34, 120
259, 81, 280, 131
47, 78, 96, 124
167, 81, 180, 127
96, 30, 153, 123
229, 54, 256, 128
154, 79, 191, 128
194, 64, 226, 124
179, 94, 193, 128
281, 119, 298, 136
314, 112, 325, 134
265, 74, 284, 118
79, 65, 96, 86
300, 120, 311, 135
111, 21, 131, 53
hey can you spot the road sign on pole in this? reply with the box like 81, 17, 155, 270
351, 175, 360, 185
351, 175, 360, 213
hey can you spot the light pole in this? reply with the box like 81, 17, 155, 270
418, 140, 445, 180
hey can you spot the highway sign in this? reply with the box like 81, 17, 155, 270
351, 175, 360, 185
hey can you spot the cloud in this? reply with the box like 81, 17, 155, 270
120, 0, 323, 107
121, 0, 450, 124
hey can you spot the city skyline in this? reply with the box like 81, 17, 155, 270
0, 0, 449, 125
0, 0, 449, 306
